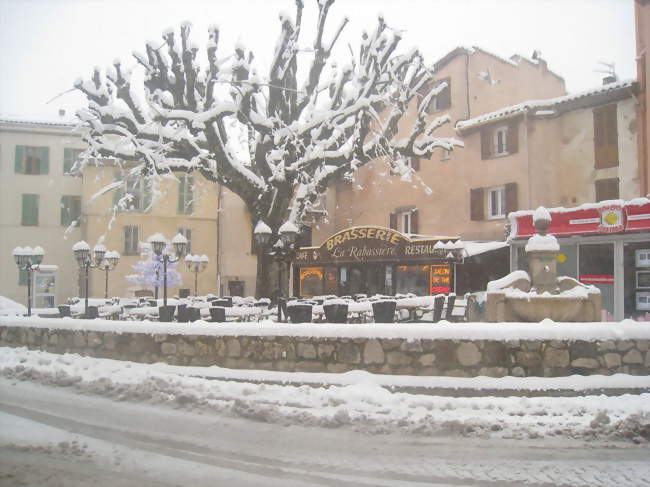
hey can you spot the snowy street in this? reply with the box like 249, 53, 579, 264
1, 349, 649, 487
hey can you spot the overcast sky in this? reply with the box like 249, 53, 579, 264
0, 0, 636, 120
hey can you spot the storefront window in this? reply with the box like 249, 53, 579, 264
324, 267, 338, 295
579, 243, 614, 320
396, 265, 429, 295
300, 267, 324, 297
624, 242, 650, 320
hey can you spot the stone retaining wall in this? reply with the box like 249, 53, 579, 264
2, 325, 650, 377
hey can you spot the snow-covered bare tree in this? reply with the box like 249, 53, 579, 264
74, 0, 461, 298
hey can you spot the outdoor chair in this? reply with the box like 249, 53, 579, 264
84, 306, 99, 319
57, 305, 71, 318
287, 303, 313, 323
187, 307, 202, 322
176, 304, 189, 322
431, 295, 445, 322
209, 306, 226, 323
444, 294, 456, 321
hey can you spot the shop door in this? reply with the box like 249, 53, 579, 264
579, 243, 614, 320
366, 264, 389, 296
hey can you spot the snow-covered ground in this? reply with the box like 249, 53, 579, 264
1, 346, 650, 486
1, 347, 649, 441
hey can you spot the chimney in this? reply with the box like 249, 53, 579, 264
602, 75, 617, 85
58, 109, 66, 118
538, 59, 548, 72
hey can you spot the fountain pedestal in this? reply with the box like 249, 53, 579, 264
486, 207, 601, 322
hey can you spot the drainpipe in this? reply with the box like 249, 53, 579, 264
216, 183, 223, 295
465, 51, 471, 120
524, 111, 532, 209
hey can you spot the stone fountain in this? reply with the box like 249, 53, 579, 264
486, 207, 601, 322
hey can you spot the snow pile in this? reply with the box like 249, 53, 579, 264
525, 233, 560, 252
1, 347, 649, 441
0, 296, 27, 316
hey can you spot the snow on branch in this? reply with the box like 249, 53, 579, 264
75, 0, 460, 233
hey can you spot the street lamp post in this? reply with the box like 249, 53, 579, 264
148, 233, 188, 307
185, 254, 209, 296
253, 220, 298, 322
99, 250, 121, 298
12, 246, 44, 317
73, 241, 120, 317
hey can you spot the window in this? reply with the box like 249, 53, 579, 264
63, 148, 83, 175
470, 183, 518, 221
178, 227, 192, 254
441, 149, 450, 161
480, 121, 518, 159
123, 225, 139, 255
593, 104, 618, 169
60, 196, 82, 226
21, 194, 39, 226
113, 174, 152, 212
595, 177, 619, 202
15, 146, 49, 175
390, 208, 419, 234
425, 78, 451, 114
494, 127, 508, 156
406, 156, 420, 171
178, 175, 194, 215
488, 186, 506, 219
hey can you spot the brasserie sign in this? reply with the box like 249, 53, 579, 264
295, 226, 462, 265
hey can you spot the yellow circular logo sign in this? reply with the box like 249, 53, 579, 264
557, 253, 567, 263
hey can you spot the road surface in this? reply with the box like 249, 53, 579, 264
0, 378, 648, 487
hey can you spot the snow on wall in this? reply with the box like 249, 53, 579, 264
2, 316, 650, 342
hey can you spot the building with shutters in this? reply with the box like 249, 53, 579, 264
311, 46, 567, 247
635, 0, 650, 196
0, 117, 84, 306
81, 163, 221, 299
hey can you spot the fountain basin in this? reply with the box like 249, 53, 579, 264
508, 294, 588, 322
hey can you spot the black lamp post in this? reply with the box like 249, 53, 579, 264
99, 250, 120, 298
185, 254, 209, 296
148, 233, 188, 307
253, 220, 298, 322
73, 241, 120, 317
12, 246, 44, 317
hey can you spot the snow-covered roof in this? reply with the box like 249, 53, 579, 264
456, 79, 636, 132
0, 114, 77, 129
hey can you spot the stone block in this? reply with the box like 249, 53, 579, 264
297, 342, 317, 360
522, 340, 542, 351
481, 342, 508, 367
543, 348, 569, 367
153, 334, 168, 343
87, 332, 102, 348
417, 366, 440, 376
72, 331, 86, 348
161, 342, 177, 355
180, 342, 196, 357
363, 339, 385, 364
516, 351, 541, 367
400, 340, 423, 352
622, 349, 643, 364
617, 341, 635, 352
103, 334, 116, 350
395, 366, 416, 375
597, 340, 617, 352
386, 351, 412, 366
457, 343, 481, 366
338, 343, 361, 364
446, 369, 470, 378
646, 351, 650, 367
317, 343, 336, 360
226, 338, 241, 357
380, 339, 402, 351
418, 353, 436, 367
511, 366, 526, 377
433, 341, 457, 367
603, 353, 622, 368
636, 340, 649, 352
571, 358, 599, 369
569, 341, 597, 360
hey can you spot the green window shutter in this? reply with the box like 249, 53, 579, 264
15, 145, 24, 173
22, 194, 39, 226
63, 148, 72, 173
186, 176, 194, 214
41, 147, 49, 174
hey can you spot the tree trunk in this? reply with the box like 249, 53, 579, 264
254, 253, 290, 300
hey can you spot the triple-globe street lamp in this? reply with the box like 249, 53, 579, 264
12, 246, 44, 317
253, 220, 298, 322
73, 241, 120, 317
184, 254, 209, 296
148, 233, 188, 307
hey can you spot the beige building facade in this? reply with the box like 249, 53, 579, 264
82, 164, 221, 299
312, 46, 568, 246
0, 118, 84, 306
